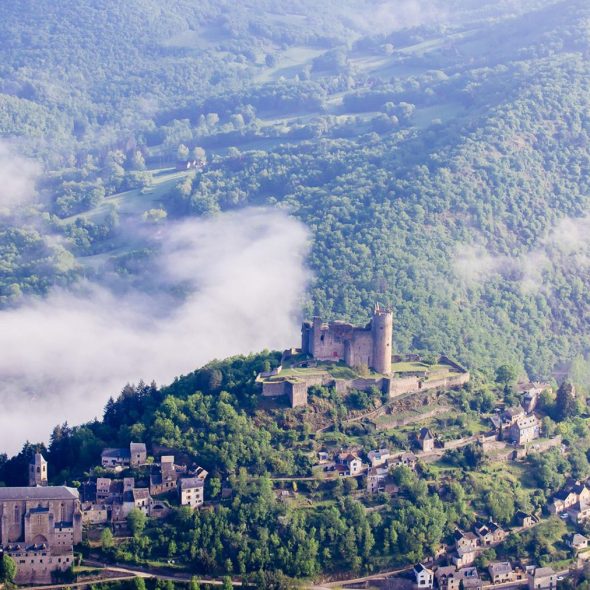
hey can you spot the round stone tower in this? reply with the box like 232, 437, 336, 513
371, 304, 393, 374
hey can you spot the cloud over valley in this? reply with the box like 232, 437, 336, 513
0, 209, 310, 455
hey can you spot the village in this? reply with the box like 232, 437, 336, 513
0, 307, 587, 589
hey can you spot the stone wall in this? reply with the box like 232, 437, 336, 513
388, 372, 470, 399
287, 381, 308, 407
261, 380, 288, 397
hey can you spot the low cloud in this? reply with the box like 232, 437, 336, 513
0, 208, 310, 455
453, 213, 590, 292
354, 0, 448, 35
0, 140, 41, 212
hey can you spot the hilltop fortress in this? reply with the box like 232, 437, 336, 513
301, 304, 393, 374
258, 305, 469, 407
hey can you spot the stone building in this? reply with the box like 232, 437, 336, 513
0, 486, 82, 584
509, 415, 541, 444
101, 442, 147, 470
29, 453, 48, 487
179, 478, 205, 509
301, 304, 393, 374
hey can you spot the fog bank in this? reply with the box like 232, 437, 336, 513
0, 208, 310, 455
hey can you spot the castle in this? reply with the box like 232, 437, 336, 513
301, 304, 393, 374
258, 304, 469, 408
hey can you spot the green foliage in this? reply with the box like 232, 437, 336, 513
101, 527, 114, 550
0, 553, 17, 584
127, 509, 147, 537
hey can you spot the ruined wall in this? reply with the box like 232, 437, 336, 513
388, 372, 470, 399
261, 380, 288, 397
287, 381, 308, 407
389, 376, 422, 398
311, 319, 356, 361
345, 331, 373, 368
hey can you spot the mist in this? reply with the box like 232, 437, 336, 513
0, 140, 41, 213
0, 208, 310, 455
453, 212, 590, 291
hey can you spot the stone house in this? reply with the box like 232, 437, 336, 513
391, 452, 417, 470
129, 443, 147, 467
518, 382, 549, 413
515, 510, 538, 529
474, 521, 506, 546
567, 498, 590, 524
337, 452, 363, 476
123, 488, 151, 516
568, 533, 588, 551
509, 415, 540, 444
550, 481, 590, 514
101, 442, 146, 470
435, 566, 460, 590
149, 455, 190, 496
368, 448, 391, 467
550, 488, 579, 514
80, 503, 108, 525
178, 478, 205, 509
454, 529, 479, 554
528, 566, 557, 590
488, 562, 515, 584
456, 567, 482, 590
413, 563, 434, 589
366, 466, 389, 494
418, 428, 436, 453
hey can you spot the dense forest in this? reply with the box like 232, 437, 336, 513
2, 353, 590, 586
2, 0, 590, 385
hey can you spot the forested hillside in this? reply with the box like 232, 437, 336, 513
1, 0, 590, 380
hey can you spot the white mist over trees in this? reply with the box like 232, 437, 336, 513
0, 209, 309, 453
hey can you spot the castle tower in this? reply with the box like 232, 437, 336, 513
371, 304, 393, 374
29, 453, 48, 487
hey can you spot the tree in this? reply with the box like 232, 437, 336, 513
0, 553, 17, 584
133, 578, 147, 590
100, 527, 114, 549
555, 381, 578, 422
177, 144, 189, 161
222, 576, 233, 590
127, 508, 147, 537
189, 576, 201, 590
495, 364, 518, 385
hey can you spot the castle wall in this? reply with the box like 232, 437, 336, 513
388, 373, 470, 399
287, 381, 308, 407
346, 332, 373, 368
389, 376, 422, 398
262, 380, 288, 397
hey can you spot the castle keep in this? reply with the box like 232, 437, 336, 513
301, 304, 393, 374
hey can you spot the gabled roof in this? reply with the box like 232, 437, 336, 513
179, 477, 204, 490
130, 442, 146, 454
0, 486, 79, 501
101, 447, 130, 460
555, 488, 576, 501
489, 562, 512, 576
419, 428, 435, 440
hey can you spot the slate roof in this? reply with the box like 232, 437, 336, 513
101, 448, 130, 460
489, 562, 513, 577
179, 478, 204, 490
0, 486, 79, 501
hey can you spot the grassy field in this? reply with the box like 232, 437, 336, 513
59, 167, 187, 227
